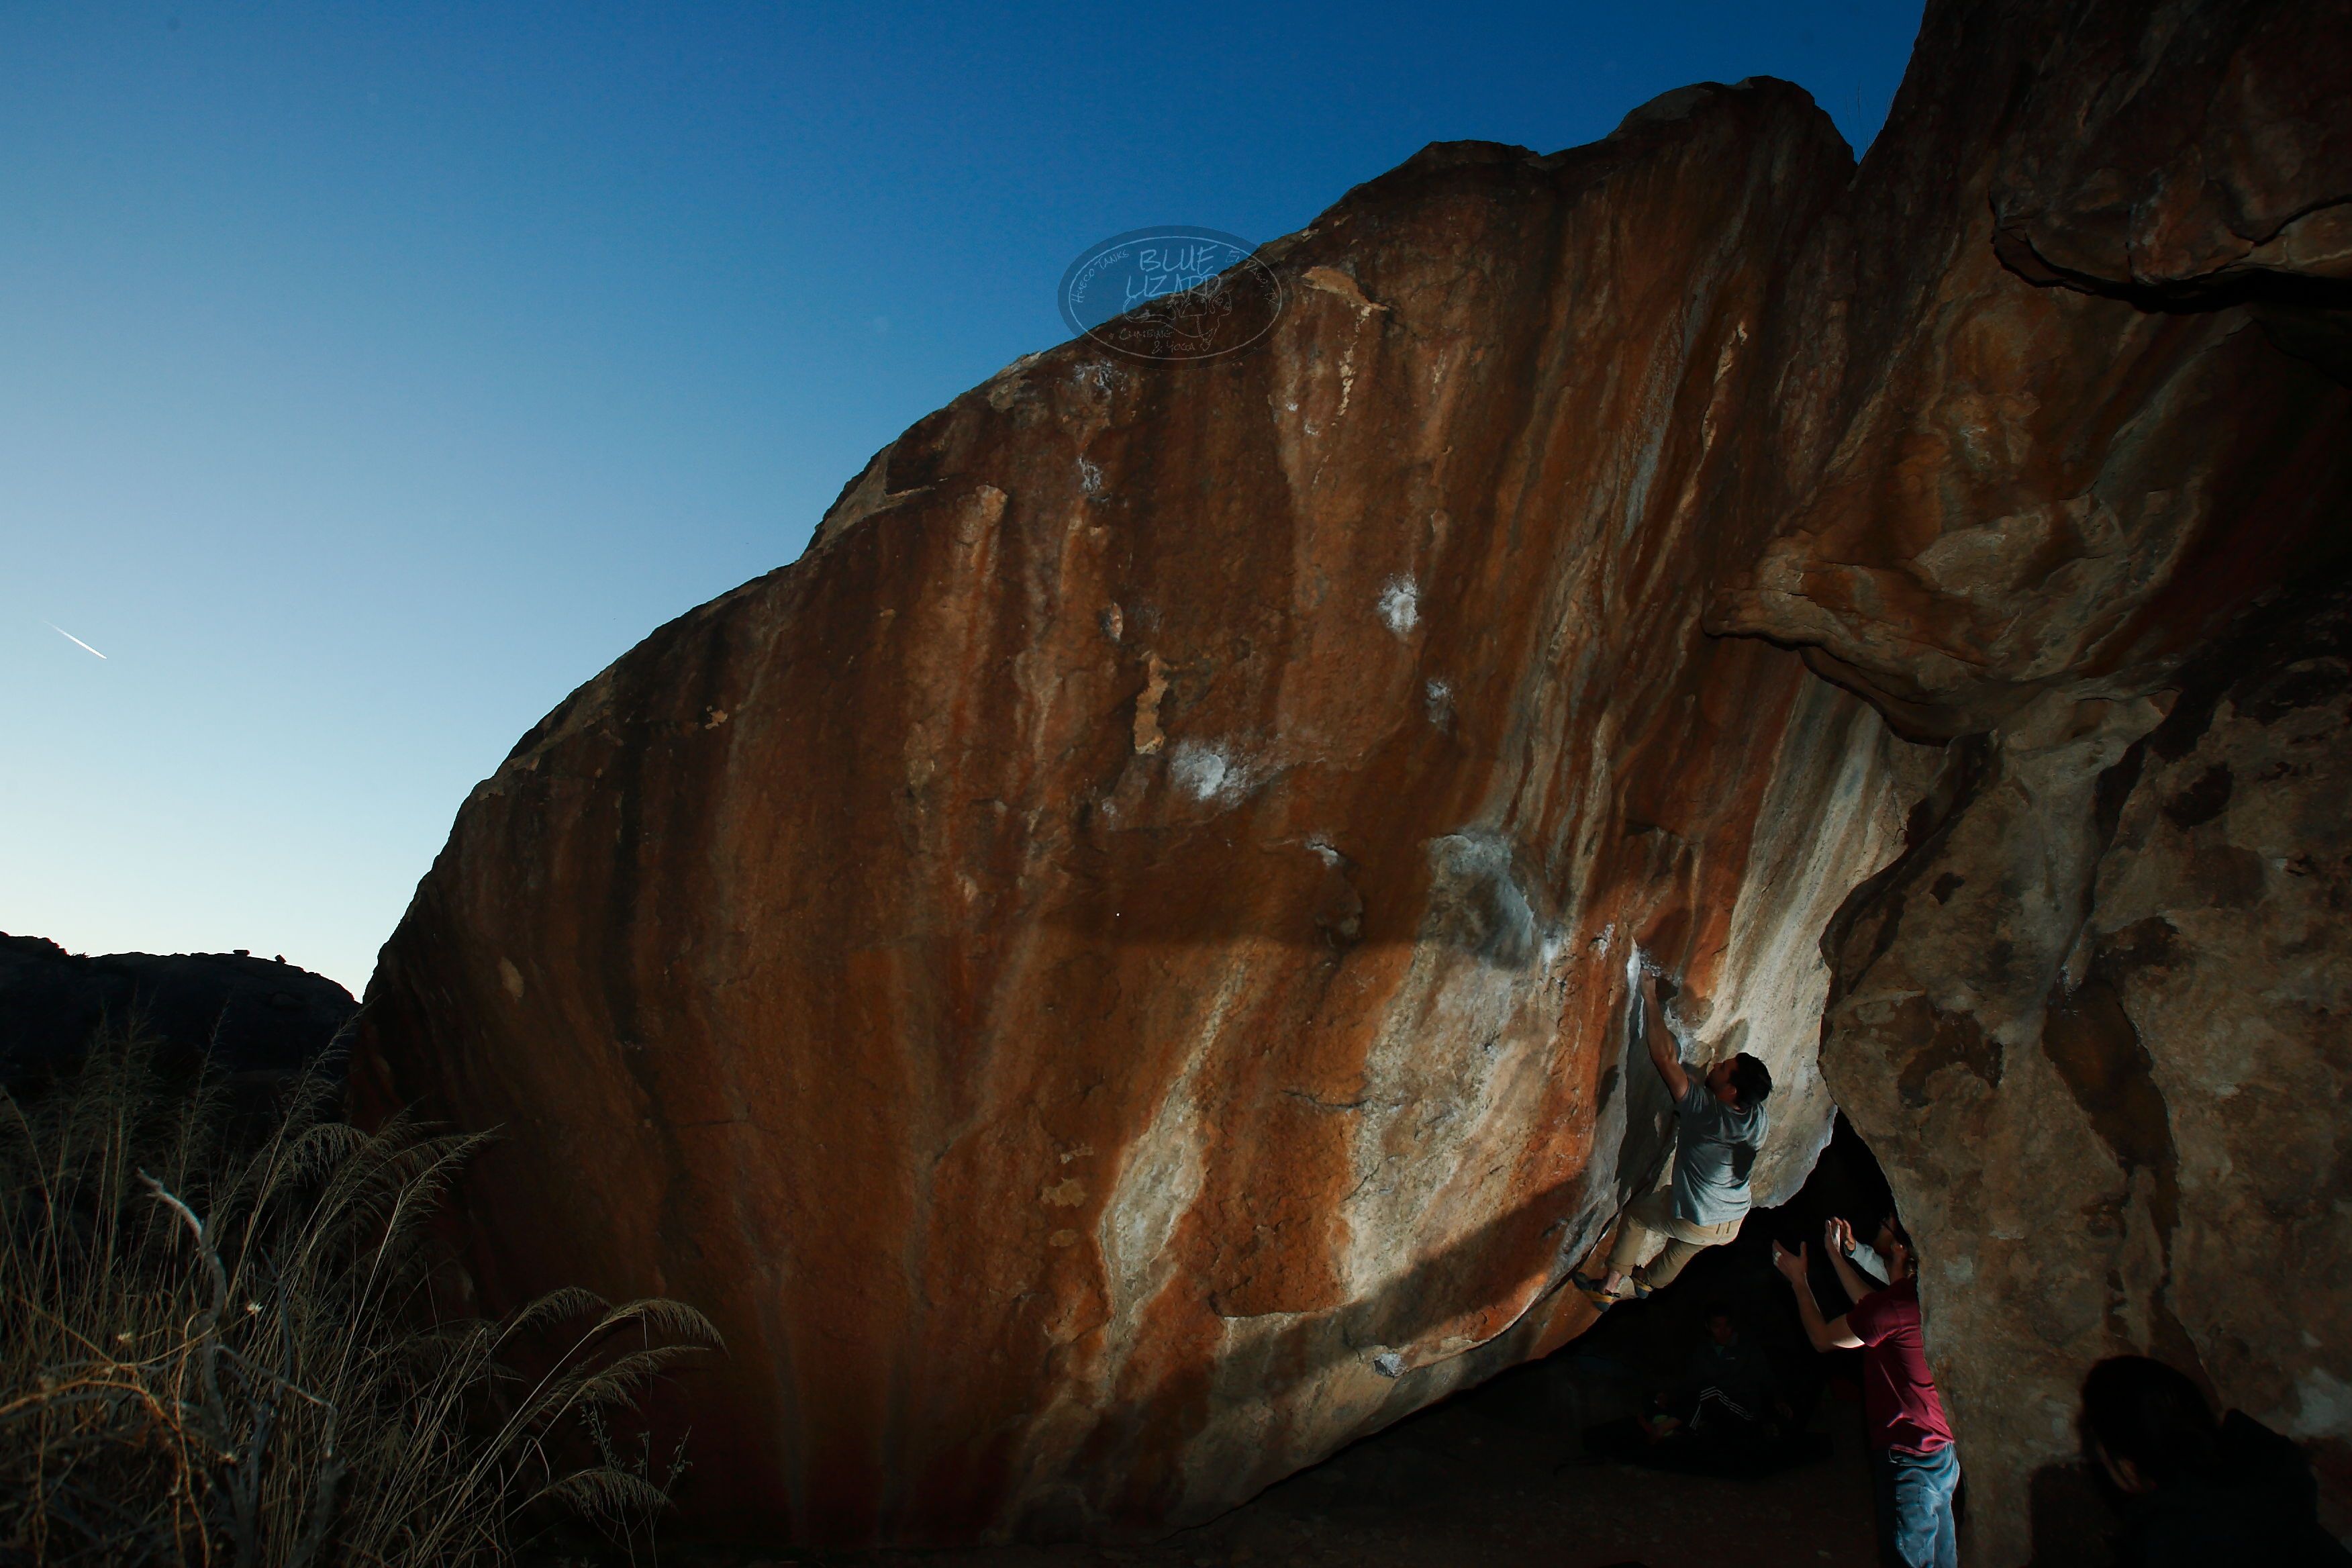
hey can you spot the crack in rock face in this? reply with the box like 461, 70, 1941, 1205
355, 0, 2351, 1549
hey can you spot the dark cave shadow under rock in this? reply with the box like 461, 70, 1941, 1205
625, 1114, 1907, 1568
1578, 1412, 1837, 1478
2025, 1459, 2122, 1567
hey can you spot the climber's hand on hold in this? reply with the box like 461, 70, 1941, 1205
1772, 1240, 1808, 1283
1642, 978, 1689, 1102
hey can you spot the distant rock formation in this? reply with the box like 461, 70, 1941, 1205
356, 0, 2350, 1554
1, 933, 357, 1089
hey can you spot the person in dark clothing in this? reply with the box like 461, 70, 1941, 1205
1582, 1302, 1820, 1477
2079, 1355, 2352, 1567
1776, 1218, 1959, 1568
1677, 1300, 1786, 1435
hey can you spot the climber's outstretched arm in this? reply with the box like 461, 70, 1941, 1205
1775, 1242, 1865, 1352
1640, 971, 1690, 1103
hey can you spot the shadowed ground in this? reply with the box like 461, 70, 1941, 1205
766, 1386, 1881, 1568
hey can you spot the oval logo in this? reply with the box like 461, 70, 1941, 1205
1058, 226, 1285, 363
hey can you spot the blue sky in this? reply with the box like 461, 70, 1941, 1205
1, 2, 1925, 993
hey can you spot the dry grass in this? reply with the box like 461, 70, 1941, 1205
0, 1028, 720, 1567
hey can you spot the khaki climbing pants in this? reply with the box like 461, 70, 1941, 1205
1607, 1189, 1742, 1290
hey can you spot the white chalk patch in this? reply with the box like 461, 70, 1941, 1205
499, 958, 525, 1001
1628, 944, 1704, 1055
1376, 577, 1419, 635
1169, 738, 1233, 800
1424, 677, 1453, 726
1306, 835, 1342, 867
1078, 456, 1104, 495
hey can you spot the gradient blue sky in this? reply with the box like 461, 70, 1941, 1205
2, 3, 1926, 993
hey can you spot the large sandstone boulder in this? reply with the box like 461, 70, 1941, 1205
1706, 1, 2351, 1559
1821, 585, 2352, 1563
1709, 0, 2351, 739
358, 83, 1926, 1542
358, 0, 2351, 1555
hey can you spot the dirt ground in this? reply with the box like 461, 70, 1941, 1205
634, 1142, 1912, 1568
665, 1363, 1884, 1568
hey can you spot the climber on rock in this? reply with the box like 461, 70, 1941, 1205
1575, 965, 1772, 1306
1775, 1217, 1960, 1568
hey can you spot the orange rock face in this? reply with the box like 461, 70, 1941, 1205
1735, 4, 2352, 1560
358, 0, 2351, 1551
358, 85, 1926, 1543
1709, 1, 2351, 739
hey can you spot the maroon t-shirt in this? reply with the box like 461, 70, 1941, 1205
1845, 1276, 1954, 1455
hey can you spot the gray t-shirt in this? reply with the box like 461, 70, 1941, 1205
1669, 1077, 1766, 1226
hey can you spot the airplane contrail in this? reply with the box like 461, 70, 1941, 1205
44, 622, 107, 660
